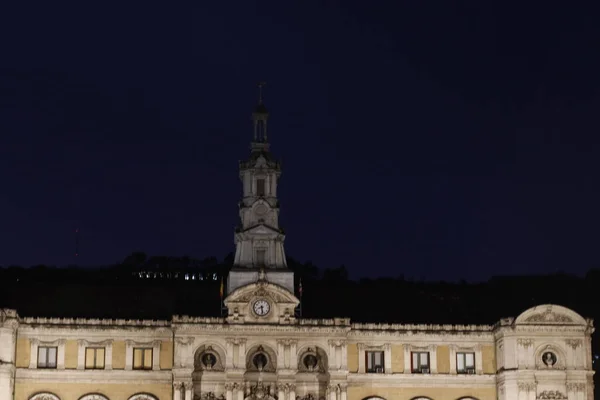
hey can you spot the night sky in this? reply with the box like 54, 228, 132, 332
1, 2, 599, 282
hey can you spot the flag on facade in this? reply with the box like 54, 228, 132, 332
298, 278, 303, 297
219, 276, 224, 299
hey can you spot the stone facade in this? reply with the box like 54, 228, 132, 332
0, 92, 595, 400
0, 302, 595, 400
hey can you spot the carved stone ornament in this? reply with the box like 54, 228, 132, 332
298, 347, 327, 373
246, 345, 276, 372
79, 395, 110, 400
565, 339, 582, 349
537, 390, 567, 399
174, 382, 184, 390
30, 394, 60, 400
128, 395, 159, 400
566, 382, 586, 392
518, 382, 537, 392
542, 351, 557, 367
245, 381, 275, 400
195, 346, 224, 371
197, 392, 225, 400
525, 306, 573, 323
518, 338, 535, 348
176, 336, 195, 346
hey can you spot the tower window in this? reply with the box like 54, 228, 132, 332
256, 179, 265, 196
256, 249, 266, 265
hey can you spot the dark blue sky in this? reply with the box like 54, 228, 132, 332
0, 2, 599, 281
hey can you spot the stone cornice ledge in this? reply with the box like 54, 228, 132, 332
21, 317, 170, 327
348, 372, 496, 388
351, 323, 493, 333
15, 368, 172, 383
174, 324, 350, 334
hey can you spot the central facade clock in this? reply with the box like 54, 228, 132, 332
253, 299, 271, 316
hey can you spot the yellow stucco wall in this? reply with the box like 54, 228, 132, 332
15, 382, 171, 400
15, 338, 30, 368
347, 385, 496, 400
436, 345, 450, 374
160, 340, 173, 369
481, 344, 495, 374
391, 344, 404, 373
64, 339, 78, 369
347, 343, 358, 373
112, 340, 126, 369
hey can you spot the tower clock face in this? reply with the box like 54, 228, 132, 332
253, 299, 271, 316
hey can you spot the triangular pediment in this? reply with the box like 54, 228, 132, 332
242, 224, 281, 235
225, 280, 299, 306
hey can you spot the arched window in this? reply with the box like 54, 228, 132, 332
29, 394, 61, 400
79, 395, 110, 400
128, 395, 159, 400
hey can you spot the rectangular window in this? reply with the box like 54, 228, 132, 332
133, 348, 153, 370
457, 352, 475, 374
37, 346, 58, 369
256, 249, 266, 265
256, 179, 265, 196
411, 351, 430, 373
365, 351, 384, 373
85, 347, 106, 369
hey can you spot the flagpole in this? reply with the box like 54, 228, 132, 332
298, 277, 303, 317
219, 276, 224, 316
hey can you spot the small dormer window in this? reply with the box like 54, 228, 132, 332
256, 179, 265, 196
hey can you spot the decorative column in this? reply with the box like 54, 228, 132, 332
173, 382, 183, 400
448, 345, 457, 374
277, 341, 286, 369
340, 385, 347, 400
238, 339, 247, 369
226, 339, 235, 368
429, 345, 438, 374
328, 340, 347, 371
403, 345, 411, 373
328, 341, 339, 371
174, 337, 195, 368
184, 381, 194, 400
288, 384, 296, 400
383, 344, 392, 374
517, 382, 536, 400
328, 385, 337, 400
567, 382, 586, 400
290, 341, 298, 370
236, 382, 245, 400
278, 383, 285, 400
225, 383, 234, 400
474, 344, 483, 375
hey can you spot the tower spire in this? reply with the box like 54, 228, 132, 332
252, 82, 269, 143
228, 85, 293, 295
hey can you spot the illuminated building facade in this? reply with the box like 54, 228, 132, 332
0, 92, 594, 400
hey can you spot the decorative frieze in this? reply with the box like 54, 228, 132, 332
565, 339, 582, 349
537, 390, 567, 399
517, 338, 534, 348
566, 382, 586, 392
517, 381, 536, 392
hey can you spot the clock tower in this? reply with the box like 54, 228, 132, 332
227, 84, 294, 295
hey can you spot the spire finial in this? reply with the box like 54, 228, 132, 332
258, 81, 266, 104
